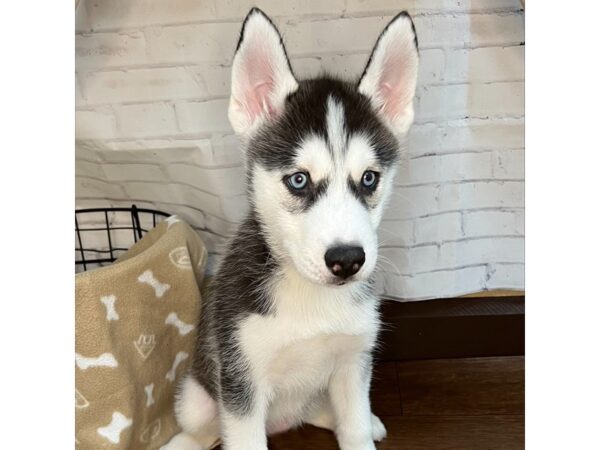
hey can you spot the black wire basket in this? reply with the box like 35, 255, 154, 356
75, 205, 170, 272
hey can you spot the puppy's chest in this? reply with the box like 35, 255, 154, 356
239, 285, 379, 390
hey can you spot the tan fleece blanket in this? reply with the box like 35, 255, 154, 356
75, 216, 206, 449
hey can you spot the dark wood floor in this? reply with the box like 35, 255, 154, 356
263, 356, 524, 450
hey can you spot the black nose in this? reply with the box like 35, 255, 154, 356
324, 246, 365, 279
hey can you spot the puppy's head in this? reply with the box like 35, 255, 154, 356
229, 8, 419, 286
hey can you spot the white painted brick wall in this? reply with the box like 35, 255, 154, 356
114, 102, 179, 137
463, 209, 524, 237
416, 82, 524, 122
75, 109, 117, 139
175, 99, 231, 134
414, 212, 463, 244
82, 67, 208, 105
485, 263, 525, 291
75, 0, 525, 300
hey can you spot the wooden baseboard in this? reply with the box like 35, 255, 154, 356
377, 296, 525, 361
460, 289, 525, 298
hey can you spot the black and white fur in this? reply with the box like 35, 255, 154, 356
165, 8, 419, 450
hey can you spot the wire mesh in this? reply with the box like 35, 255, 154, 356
75, 205, 170, 272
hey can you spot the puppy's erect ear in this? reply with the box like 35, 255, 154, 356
358, 12, 419, 136
228, 8, 298, 136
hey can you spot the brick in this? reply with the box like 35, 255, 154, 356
75, 198, 113, 210
378, 246, 412, 275
384, 185, 439, 220
82, 67, 206, 105
444, 119, 525, 151
190, 65, 232, 99
171, 184, 224, 218
153, 202, 236, 237
75, 0, 93, 33
175, 99, 232, 134
439, 181, 524, 211
291, 50, 441, 85
298, 49, 446, 86
85, 0, 218, 30
79, 136, 243, 168
80, 198, 157, 211
417, 49, 446, 85
210, 135, 244, 166
102, 163, 168, 182
415, 13, 524, 49
292, 53, 369, 80
408, 118, 524, 157
114, 102, 178, 137
215, 0, 346, 20
201, 212, 238, 237
439, 237, 524, 269
396, 152, 493, 186
122, 181, 224, 219
284, 14, 522, 56
94, 148, 188, 165
445, 46, 525, 83
75, 73, 87, 107
485, 263, 524, 290
75, 159, 105, 178
76, 31, 146, 70
407, 245, 440, 274
109, 209, 159, 229
416, 82, 524, 122
75, 176, 126, 199
463, 209, 524, 237
122, 181, 176, 204
75, 109, 117, 139
414, 212, 463, 244
145, 23, 239, 65
164, 164, 246, 196
282, 16, 389, 56
379, 265, 488, 300
345, 0, 522, 15
492, 149, 524, 179
75, 144, 103, 163
220, 195, 250, 223
378, 219, 414, 247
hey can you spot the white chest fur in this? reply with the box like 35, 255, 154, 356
238, 272, 379, 399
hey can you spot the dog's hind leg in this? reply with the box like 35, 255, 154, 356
163, 375, 220, 450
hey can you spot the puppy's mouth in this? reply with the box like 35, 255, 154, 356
325, 275, 359, 287
292, 257, 367, 287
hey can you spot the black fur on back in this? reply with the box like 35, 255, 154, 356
190, 211, 278, 415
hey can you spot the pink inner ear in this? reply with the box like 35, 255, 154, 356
240, 50, 277, 124
248, 81, 276, 121
378, 47, 414, 121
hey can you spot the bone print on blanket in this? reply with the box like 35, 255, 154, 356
75, 216, 207, 449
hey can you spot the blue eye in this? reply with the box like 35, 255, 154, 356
362, 170, 378, 188
287, 172, 308, 190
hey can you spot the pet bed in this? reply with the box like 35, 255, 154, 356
75, 215, 206, 449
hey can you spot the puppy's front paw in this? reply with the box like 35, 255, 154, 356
160, 432, 203, 450
371, 414, 387, 442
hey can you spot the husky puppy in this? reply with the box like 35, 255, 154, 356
166, 8, 418, 450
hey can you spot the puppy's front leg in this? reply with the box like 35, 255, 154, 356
220, 399, 268, 450
329, 353, 376, 450
219, 378, 268, 450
